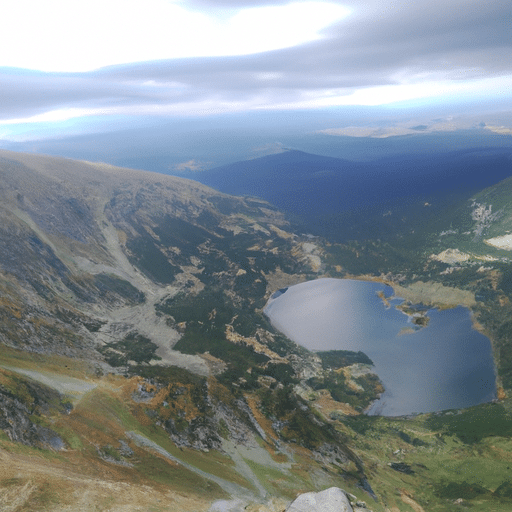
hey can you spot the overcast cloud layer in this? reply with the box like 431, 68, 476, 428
1, 0, 511, 139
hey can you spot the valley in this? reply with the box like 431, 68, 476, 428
1, 149, 512, 510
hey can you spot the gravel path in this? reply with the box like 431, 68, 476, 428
0, 365, 97, 398
126, 432, 258, 500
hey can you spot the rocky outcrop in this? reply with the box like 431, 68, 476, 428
286, 487, 372, 512
0, 385, 65, 450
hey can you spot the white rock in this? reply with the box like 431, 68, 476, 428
286, 487, 353, 512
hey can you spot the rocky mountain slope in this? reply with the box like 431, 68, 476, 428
2, 150, 512, 511
0, 150, 382, 510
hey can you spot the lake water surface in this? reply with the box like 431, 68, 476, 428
264, 278, 496, 416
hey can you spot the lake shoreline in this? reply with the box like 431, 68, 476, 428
264, 277, 497, 416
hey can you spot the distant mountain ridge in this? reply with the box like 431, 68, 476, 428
4, 119, 512, 171
177, 148, 512, 240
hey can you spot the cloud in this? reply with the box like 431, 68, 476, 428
1, 0, 511, 138
1, 1, 349, 72
185, 0, 294, 7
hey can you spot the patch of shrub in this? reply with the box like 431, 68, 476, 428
494, 480, 512, 499
126, 237, 178, 284
99, 332, 161, 366
263, 363, 298, 386
426, 403, 512, 444
341, 415, 380, 436
317, 350, 373, 369
129, 365, 204, 387
496, 320, 512, 388
93, 274, 145, 304
436, 481, 490, 500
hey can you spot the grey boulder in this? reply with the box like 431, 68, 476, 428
286, 487, 353, 512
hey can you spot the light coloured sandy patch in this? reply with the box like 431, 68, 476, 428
222, 224, 244, 235
0, 479, 38, 512
199, 353, 227, 374
292, 242, 323, 272
263, 269, 306, 299
430, 249, 471, 264
269, 224, 294, 239
430, 248, 499, 264
400, 491, 425, 512
306, 254, 322, 271
486, 234, 512, 250
345, 363, 373, 379
251, 223, 271, 236
301, 242, 316, 253
225, 325, 285, 362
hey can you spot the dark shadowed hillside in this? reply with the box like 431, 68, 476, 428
178, 148, 512, 241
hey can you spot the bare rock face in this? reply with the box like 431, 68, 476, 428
286, 487, 353, 512
0, 385, 66, 450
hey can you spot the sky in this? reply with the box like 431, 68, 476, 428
1, 0, 511, 142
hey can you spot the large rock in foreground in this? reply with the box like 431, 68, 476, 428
286, 487, 354, 512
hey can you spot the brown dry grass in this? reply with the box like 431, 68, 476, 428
0, 344, 94, 380
244, 394, 280, 447
390, 281, 476, 307
312, 389, 359, 417
0, 378, 228, 511
400, 490, 425, 512
0, 446, 212, 511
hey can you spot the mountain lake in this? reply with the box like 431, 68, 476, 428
264, 278, 497, 416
